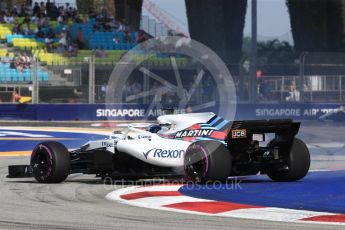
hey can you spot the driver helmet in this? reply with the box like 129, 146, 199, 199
149, 124, 162, 133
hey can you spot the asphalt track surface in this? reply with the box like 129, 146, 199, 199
0, 122, 344, 230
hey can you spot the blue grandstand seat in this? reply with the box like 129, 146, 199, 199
43, 72, 49, 81
11, 72, 18, 81
131, 32, 138, 42
105, 44, 111, 50
24, 71, 31, 81
36, 38, 45, 43
54, 24, 64, 34
4, 74, 11, 82
0, 60, 49, 82
38, 71, 43, 81
6, 34, 35, 44
90, 18, 96, 25
17, 72, 24, 81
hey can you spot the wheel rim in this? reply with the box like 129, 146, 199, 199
185, 147, 209, 182
31, 145, 54, 181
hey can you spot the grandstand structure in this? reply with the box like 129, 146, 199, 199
0, 1, 191, 103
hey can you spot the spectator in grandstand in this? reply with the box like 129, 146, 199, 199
65, 3, 70, 12
0, 12, 4, 23
12, 23, 24, 34
67, 43, 78, 57
12, 90, 21, 103
259, 79, 272, 101
14, 53, 24, 72
117, 19, 128, 33
289, 80, 297, 92
35, 25, 45, 38
57, 13, 65, 24
39, 2, 46, 15
66, 28, 72, 45
99, 8, 110, 21
25, 3, 32, 15
137, 30, 147, 43
39, 16, 48, 27
21, 52, 31, 69
33, 2, 40, 15
16, 4, 27, 17
4, 12, 15, 24
112, 36, 120, 44
31, 12, 39, 24
67, 6, 77, 20
13, 5, 21, 16
45, 35, 54, 52
23, 15, 31, 24
92, 21, 101, 32
58, 29, 67, 46
46, 0, 52, 13
56, 43, 65, 55
48, 3, 59, 20
286, 80, 300, 102
124, 31, 132, 43
103, 21, 112, 32
1, 53, 13, 64
23, 23, 32, 35
74, 14, 83, 24
77, 28, 83, 49
45, 28, 55, 41
303, 79, 311, 91
106, 17, 116, 29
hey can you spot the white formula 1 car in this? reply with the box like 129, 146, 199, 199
8, 112, 310, 183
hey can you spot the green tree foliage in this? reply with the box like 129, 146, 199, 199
287, 0, 345, 52
77, 0, 115, 15
258, 39, 296, 64
257, 39, 297, 75
76, 0, 94, 14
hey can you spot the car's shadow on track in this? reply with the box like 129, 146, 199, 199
5, 177, 185, 186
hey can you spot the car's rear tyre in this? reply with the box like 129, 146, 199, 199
184, 141, 231, 183
267, 138, 310, 182
31, 141, 70, 183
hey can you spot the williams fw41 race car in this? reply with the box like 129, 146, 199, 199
8, 113, 310, 183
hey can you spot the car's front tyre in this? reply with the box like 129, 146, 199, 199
31, 142, 70, 183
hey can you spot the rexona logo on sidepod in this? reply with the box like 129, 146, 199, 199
143, 148, 185, 159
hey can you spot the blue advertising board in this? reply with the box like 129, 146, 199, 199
0, 103, 341, 121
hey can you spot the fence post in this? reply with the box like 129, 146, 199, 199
299, 52, 308, 102
281, 76, 285, 102
339, 75, 342, 102
249, 0, 257, 103
32, 57, 39, 104
88, 54, 95, 104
